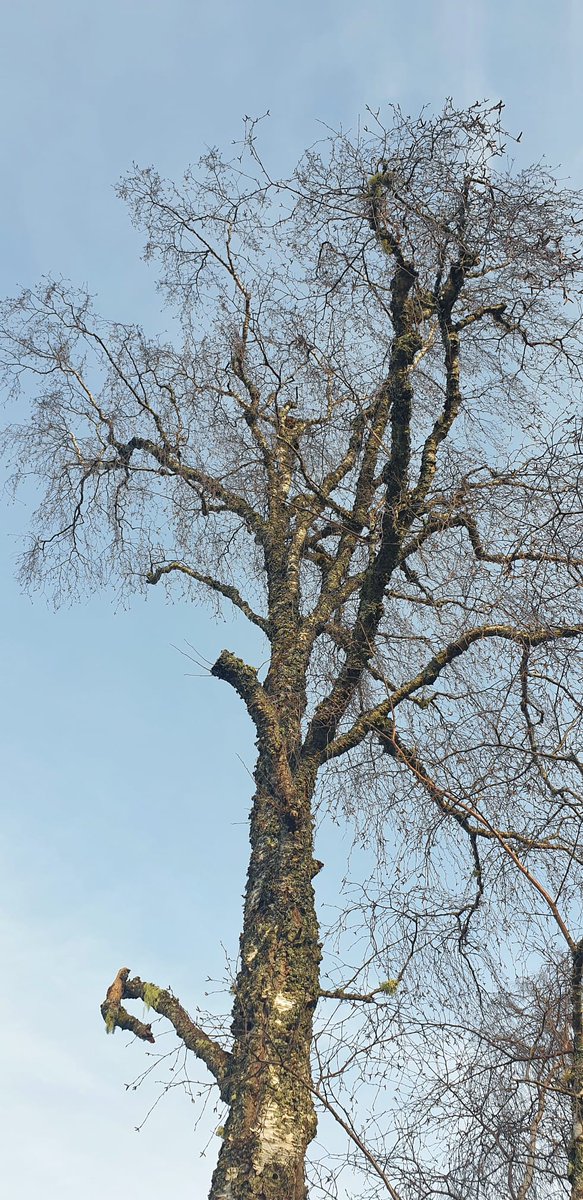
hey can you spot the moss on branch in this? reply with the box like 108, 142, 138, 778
101, 967, 232, 1101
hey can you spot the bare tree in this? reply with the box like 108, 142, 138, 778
2, 101, 583, 1200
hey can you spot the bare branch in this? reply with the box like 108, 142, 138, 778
100, 968, 232, 1101
146, 560, 270, 634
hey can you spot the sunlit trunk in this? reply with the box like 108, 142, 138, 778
208, 763, 321, 1200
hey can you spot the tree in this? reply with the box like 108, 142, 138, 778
2, 100, 583, 1200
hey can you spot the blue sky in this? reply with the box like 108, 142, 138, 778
2, 1, 583, 1194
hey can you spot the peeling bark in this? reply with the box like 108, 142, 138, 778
207, 776, 320, 1199
207, 623, 321, 1198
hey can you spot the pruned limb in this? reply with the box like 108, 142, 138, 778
100, 967, 232, 1102
101, 966, 155, 1043
210, 649, 297, 804
211, 649, 278, 738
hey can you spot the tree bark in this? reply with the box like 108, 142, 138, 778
208, 763, 321, 1200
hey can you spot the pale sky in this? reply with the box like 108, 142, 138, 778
2, 2, 583, 1195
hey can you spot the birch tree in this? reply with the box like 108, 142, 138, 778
2, 101, 583, 1199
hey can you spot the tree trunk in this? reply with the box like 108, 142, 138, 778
209, 759, 321, 1200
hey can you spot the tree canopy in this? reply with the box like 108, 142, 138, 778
2, 100, 583, 1200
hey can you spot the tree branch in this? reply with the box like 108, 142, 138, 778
100, 967, 232, 1102
106, 435, 267, 545
400, 509, 583, 572
378, 730, 577, 949
146, 560, 270, 635
321, 622, 583, 764
210, 649, 285, 748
